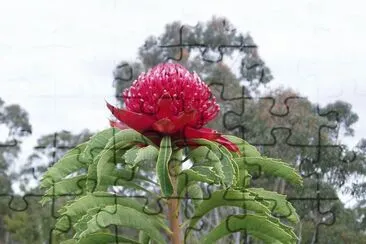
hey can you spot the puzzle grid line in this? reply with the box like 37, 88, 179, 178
1, 21, 360, 243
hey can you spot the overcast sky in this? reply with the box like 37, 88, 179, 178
1, 0, 365, 205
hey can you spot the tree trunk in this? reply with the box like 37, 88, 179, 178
297, 220, 302, 244
273, 178, 281, 192
280, 179, 287, 194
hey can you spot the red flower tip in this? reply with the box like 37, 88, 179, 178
215, 136, 240, 153
106, 101, 156, 131
109, 120, 129, 130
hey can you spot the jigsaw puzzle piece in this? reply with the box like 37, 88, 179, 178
216, 83, 356, 243
113, 62, 144, 101
156, 18, 271, 88
36, 125, 162, 242
4, 193, 60, 243
159, 19, 256, 63
223, 89, 311, 143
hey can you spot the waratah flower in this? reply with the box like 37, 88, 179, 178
107, 63, 239, 152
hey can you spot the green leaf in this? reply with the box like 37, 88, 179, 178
61, 232, 140, 244
92, 129, 156, 191
56, 192, 167, 235
139, 231, 151, 244
95, 146, 157, 193
83, 128, 120, 162
185, 183, 203, 207
82, 129, 129, 192
134, 145, 159, 167
59, 192, 156, 220
189, 139, 236, 187
54, 215, 70, 233
76, 232, 140, 244
60, 240, 77, 244
85, 162, 98, 192
221, 136, 259, 188
97, 164, 158, 191
74, 208, 100, 238
235, 157, 303, 186
123, 146, 140, 166
202, 214, 295, 244
191, 166, 221, 182
189, 189, 270, 229
219, 144, 239, 184
79, 205, 166, 244
236, 168, 252, 188
177, 166, 220, 196
188, 145, 224, 179
248, 188, 300, 223
40, 142, 89, 189
223, 135, 261, 157
96, 147, 130, 188
104, 129, 157, 150
41, 175, 87, 205
265, 214, 298, 241
156, 136, 173, 197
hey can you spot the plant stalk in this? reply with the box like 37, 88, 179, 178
167, 149, 182, 244
168, 192, 180, 244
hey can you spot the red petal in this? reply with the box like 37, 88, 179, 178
106, 102, 156, 132
142, 131, 162, 146
152, 118, 176, 134
175, 140, 199, 149
183, 127, 220, 140
182, 126, 240, 153
171, 110, 197, 132
156, 93, 173, 120
215, 136, 240, 153
109, 120, 129, 130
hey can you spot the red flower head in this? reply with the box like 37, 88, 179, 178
107, 63, 239, 152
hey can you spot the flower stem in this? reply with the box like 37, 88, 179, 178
167, 149, 182, 244
168, 193, 180, 244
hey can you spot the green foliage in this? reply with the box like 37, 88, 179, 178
40, 128, 168, 243
235, 157, 303, 186
177, 166, 220, 195
40, 126, 302, 243
188, 189, 271, 229
202, 214, 297, 244
247, 188, 299, 224
40, 142, 89, 188
188, 139, 238, 187
4, 192, 56, 244
77, 205, 166, 243
0, 98, 32, 243
156, 136, 173, 197
61, 232, 141, 244
4, 212, 40, 244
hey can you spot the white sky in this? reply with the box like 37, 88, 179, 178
1, 0, 365, 205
